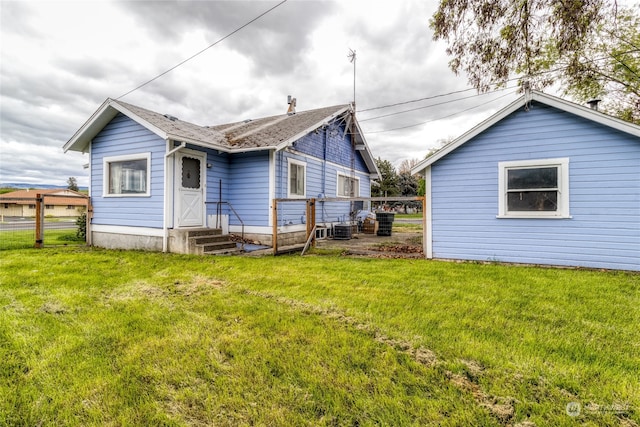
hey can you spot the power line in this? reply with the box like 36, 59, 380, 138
358, 85, 518, 122
117, 0, 289, 100
356, 87, 478, 113
356, 50, 639, 115
365, 90, 517, 134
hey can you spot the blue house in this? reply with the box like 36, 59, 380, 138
64, 99, 380, 253
412, 91, 640, 271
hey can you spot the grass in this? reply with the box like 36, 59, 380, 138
394, 213, 423, 219
1, 247, 638, 426
0, 229, 84, 250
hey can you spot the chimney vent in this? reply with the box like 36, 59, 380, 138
287, 96, 296, 115
587, 99, 601, 111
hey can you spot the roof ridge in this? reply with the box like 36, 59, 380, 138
230, 115, 291, 142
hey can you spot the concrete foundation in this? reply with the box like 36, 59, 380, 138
91, 231, 163, 251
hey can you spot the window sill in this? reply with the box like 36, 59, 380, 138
103, 193, 151, 198
496, 214, 572, 219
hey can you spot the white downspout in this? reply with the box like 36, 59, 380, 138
163, 141, 186, 252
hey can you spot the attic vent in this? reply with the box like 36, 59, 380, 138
163, 114, 179, 121
243, 119, 252, 123
586, 99, 601, 111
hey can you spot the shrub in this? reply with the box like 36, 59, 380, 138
76, 213, 86, 240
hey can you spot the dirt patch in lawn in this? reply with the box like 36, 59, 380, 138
314, 231, 424, 259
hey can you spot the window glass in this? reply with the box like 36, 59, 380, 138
338, 175, 359, 197
508, 167, 557, 189
181, 157, 201, 189
109, 159, 147, 194
507, 166, 559, 212
289, 163, 305, 196
507, 191, 558, 211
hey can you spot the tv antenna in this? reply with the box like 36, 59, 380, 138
348, 48, 356, 107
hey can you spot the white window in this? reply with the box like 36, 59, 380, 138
337, 173, 359, 197
498, 158, 570, 218
103, 153, 151, 197
288, 159, 306, 198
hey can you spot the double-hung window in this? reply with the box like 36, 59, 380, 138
288, 159, 306, 198
498, 158, 570, 218
103, 153, 151, 197
337, 173, 359, 197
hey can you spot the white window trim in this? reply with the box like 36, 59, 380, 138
336, 172, 360, 198
287, 158, 306, 199
497, 158, 570, 219
103, 152, 151, 197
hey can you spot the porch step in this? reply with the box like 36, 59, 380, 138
185, 228, 241, 255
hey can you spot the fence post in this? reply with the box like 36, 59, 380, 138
310, 198, 316, 248
35, 194, 43, 248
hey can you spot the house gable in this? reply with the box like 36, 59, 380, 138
291, 122, 369, 173
90, 113, 166, 229
412, 91, 640, 175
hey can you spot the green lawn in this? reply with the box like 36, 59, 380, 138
1, 247, 638, 426
0, 228, 83, 250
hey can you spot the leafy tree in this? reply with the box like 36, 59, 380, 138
372, 157, 399, 198
431, 0, 640, 123
417, 178, 425, 197
398, 158, 420, 175
67, 177, 79, 192
561, 8, 640, 123
398, 158, 420, 197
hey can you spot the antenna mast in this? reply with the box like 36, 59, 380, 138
348, 48, 356, 107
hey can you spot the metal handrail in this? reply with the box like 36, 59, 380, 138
205, 201, 245, 251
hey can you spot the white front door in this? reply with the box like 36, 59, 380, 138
175, 150, 206, 227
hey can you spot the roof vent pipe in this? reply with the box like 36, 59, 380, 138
587, 99, 601, 111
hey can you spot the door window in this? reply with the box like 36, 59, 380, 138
182, 157, 201, 189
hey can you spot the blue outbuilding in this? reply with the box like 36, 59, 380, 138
412, 91, 640, 271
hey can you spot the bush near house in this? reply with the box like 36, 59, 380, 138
1, 248, 638, 426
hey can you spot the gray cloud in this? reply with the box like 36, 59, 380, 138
117, 1, 334, 77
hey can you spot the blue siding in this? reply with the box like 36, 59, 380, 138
228, 151, 271, 226
430, 103, 640, 271
201, 147, 230, 216
275, 148, 372, 227
91, 114, 166, 228
294, 122, 368, 172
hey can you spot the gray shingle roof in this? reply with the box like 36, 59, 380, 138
65, 99, 378, 178
114, 101, 350, 150
114, 100, 228, 147
210, 105, 350, 149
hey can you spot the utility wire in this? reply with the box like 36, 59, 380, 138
117, 0, 288, 100
356, 87, 478, 113
358, 85, 518, 122
356, 50, 638, 115
365, 90, 517, 134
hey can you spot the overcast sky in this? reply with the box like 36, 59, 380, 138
0, 0, 529, 187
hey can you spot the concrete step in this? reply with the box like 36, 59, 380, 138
199, 241, 237, 251
203, 245, 243, 255
186, 228, 222, 238
191, 235, 232, 245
